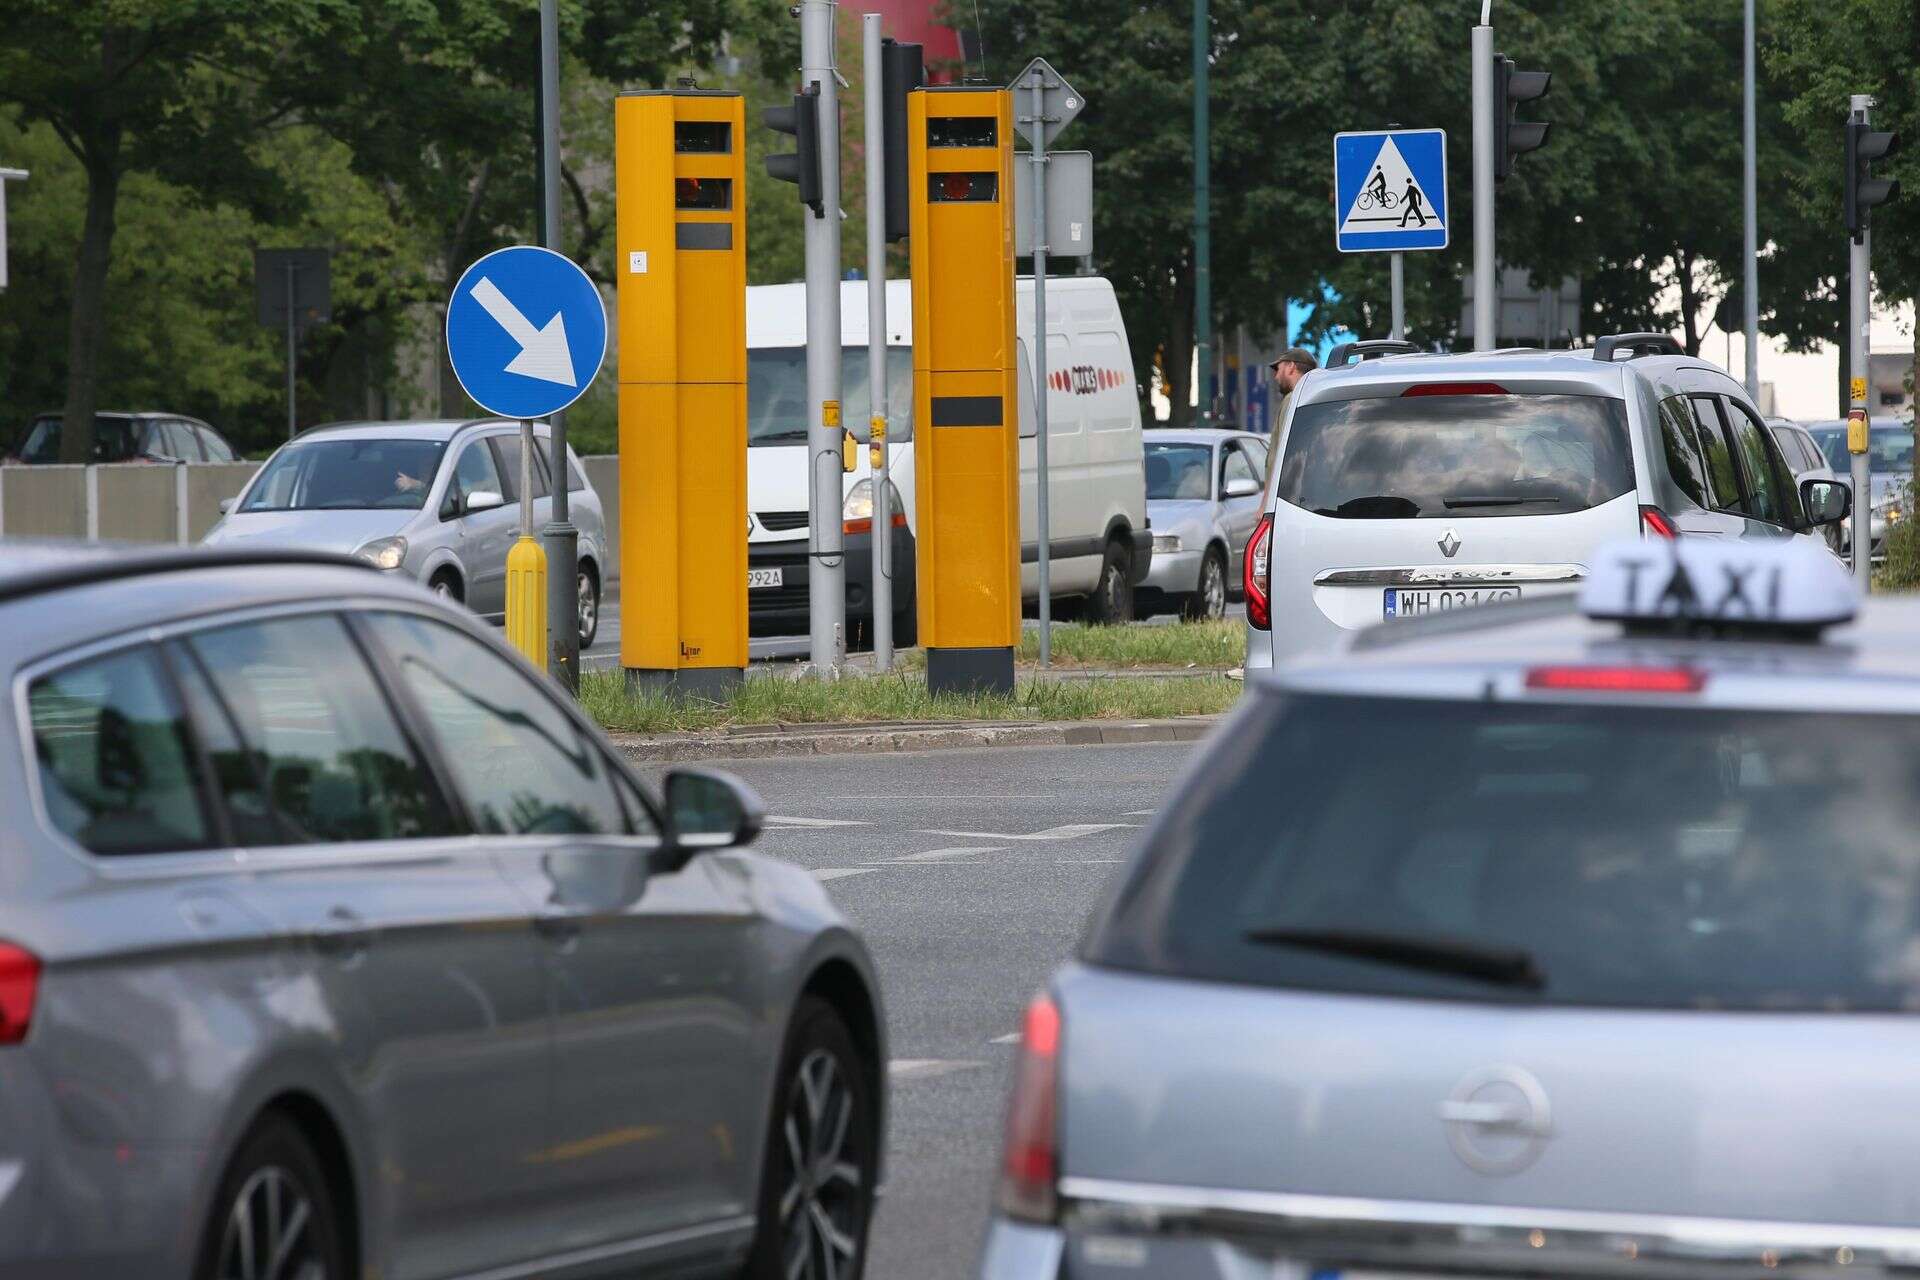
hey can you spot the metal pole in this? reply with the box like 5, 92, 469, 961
0, 169, 24, 292
1389, 252, 1406, 341
1742, 0, 1760, 402
520, 419, 537, 536
1850, 95, 1873, 590
285, 263, 298, 439
863, 13, 893, 670
1192, 0, 1212, 422
1471, 19, 1496, 351
802, 0, 845, 671
1030, 65, 1053, 667
536, 0, 580, 689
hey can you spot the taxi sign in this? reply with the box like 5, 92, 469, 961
1580, 538, 1857, 632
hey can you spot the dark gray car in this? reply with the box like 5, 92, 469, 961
0, 542, 883, 1280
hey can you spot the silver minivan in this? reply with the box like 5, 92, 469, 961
203, 419, 610, 646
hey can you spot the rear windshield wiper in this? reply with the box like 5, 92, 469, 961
1442, 494, 1557, 509
754, 428, 811, 443
1242, 926, 1546, 990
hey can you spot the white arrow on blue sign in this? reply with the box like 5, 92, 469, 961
445, 245, 607, 420
1333, 128, 1448, 254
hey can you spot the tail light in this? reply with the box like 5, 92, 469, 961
1639, 505, 1679, 539
996, 991, 1061, 1223
1244, 513, 1274, 631
0, 943, 40, 1045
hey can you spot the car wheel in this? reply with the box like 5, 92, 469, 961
744, 998, 878, 1280
195, 1116, 349, 1280
1183, 547, 1228, 622
429, 570, 462, 604
577, 567, 600, 649
1084, 538, 1134, 626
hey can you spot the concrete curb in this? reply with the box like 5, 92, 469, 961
607, 715, 1221, 764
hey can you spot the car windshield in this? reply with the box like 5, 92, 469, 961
1144, 442, 1213, 500
1810, 426, 1913, 474
1276, 392, 1635, 519
749, 346, 913, 446
15, 415, 142, 463
1090, 691, 1920, 1011
240, 438, 447, 511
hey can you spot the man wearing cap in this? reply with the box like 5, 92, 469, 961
1267, 347, 1317, 457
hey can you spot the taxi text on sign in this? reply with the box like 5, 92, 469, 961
445, 245, 607, 420
1333, 129, 1449, 254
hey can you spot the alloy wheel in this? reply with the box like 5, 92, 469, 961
577, 571, 597, 640
1200, 554, 1226, 619
777, 1049, 865, 1280
215, 1166, 326, 1280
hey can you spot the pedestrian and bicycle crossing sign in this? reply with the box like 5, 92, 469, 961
1334, 128, 1448, 253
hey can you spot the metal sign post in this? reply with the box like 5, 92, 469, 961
0, 169, 27, 292
1472, 15, 1496, 351
801, 0, 846, 675
1849, 94, 1874, 591
1390, 253, 1406, 340
863, 13, 894, 670
537, 0, 580, 691
253, 248, 331, 439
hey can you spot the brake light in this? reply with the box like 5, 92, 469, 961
996, 992, 1061, 1223
1639, 505, 1680, 539
1400, 382, 1511, 396
1244, 513, 1274, 631
0, 943, 40, 1045
1525, 665, 1707, 694
841, 511, 908, 536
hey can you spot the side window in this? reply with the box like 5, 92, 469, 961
1657, 397, 1712, 508
165, 643, 280, 846
1240, 437, 1270, 479
361, 612, 639, 837
168, 421, 207, 461
1725, 401, 1796, 525
196, 426, 237, 463
492, 434, 551, 500
27, 647, 212, 855
445, 439, 506, 519
1221, 445, 1258, 494
1687, 396, 1742, 512
186, 615, 452, 844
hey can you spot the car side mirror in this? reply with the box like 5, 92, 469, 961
463, 489, 505, 515
217, 497, 234, 514
1802, 477, 1851, 527
662, 767, 765, 857
1223, 475, 1260, 499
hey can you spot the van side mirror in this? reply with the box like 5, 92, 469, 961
662, 767, 765, 858
1802, 478, 1851, 527
1223, 475, 1260, 499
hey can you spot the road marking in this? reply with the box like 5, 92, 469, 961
889, 1058, 986, 1081
1056, 859, 1127, 864
812, 867, 881, 882
1123, 810, 1156, 817
918, 823, 1138, 842
768, 816, 870, 829
875, 846, 1002, 864
989, 1033, 1022, 1045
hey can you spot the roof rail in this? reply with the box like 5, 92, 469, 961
1592, 333, 1683, 362
1325, 339, 1422, 368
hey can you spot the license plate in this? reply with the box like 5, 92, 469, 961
1382, 586, 1520, 618
748, 568, 784, 589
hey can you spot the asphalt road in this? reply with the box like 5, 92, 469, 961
642, 741, 1196, 1280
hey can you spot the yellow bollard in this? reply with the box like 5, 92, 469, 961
505, 534, 548, 666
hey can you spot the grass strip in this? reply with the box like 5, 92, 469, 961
895, 618, 1242, 670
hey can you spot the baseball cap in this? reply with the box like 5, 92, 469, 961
1269, 346, 1318, 372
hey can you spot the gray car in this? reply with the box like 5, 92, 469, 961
1807, 419, 1912, 562
0, 541, 884, 1280
1138, 430, 1268, 620
202, 419, 609, 646
980, 534, 1920, 1280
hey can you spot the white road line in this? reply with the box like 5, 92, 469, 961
1123, 810, 1156, 817
889, 1058, 987, 1081
768, 816, 871, 829
989, 1033, 1022, 1045
1056, 859, 1127, 864
812, 868, 882, 882
876, 846, 1002, 864
918, 823, 1139, 842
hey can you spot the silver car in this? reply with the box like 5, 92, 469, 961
1, 541, 884, 1280
981, 535, 1920, 1280
1806, 419, 1913, 562
1138, 430, 1268, 620
203, 419, 610, 646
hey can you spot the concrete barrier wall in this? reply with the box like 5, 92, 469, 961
96, 465, 181, 543
1, 465, 88, 538
186, 464, 261, 541
584, 456, 620, 583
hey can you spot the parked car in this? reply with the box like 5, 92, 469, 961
1137, 429, 1268, 620
201, 418, 609, 646
1769, 416, 1846, 554
1245, 334, 1839, 672
745, 277, 1152, 638
1806, 418, 1912, 562
0, 541, 885, 1280
6, 411, 241, 465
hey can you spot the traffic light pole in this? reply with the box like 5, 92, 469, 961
537, 0, 580, 691
1741, 0, 1760, 403
802, 0, 845, 672
1192, 0, 1212, 423
1028, 62, 1054, 667
863, 13, 893, 670
1470, 17, 1495, 352
1850, 94, 1873, 591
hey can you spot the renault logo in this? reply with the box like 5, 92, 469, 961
1438, 528, 1462, 558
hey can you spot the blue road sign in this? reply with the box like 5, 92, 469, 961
446, 245, 606, 420
1334, 129, 1448, 253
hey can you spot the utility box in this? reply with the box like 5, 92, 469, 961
614, 89, 748, 696
909, 86, 1018, 696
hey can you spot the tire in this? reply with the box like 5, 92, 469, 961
1083, 538, 1135, 626
1183, 547, 1229, 622
195, 1115, 349, 1280
891, 606, 917, 649
576, 565, 601, 649
428, 569, 463, 604
744, 998, 879, 1280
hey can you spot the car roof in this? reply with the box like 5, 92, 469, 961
287, 418, 523, 444
1291, 347, 1749, 407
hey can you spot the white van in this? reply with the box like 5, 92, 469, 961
745, 276, 1151, 643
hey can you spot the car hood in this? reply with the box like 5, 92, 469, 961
1147, 498, 1214, 537
202, 508, 414, 553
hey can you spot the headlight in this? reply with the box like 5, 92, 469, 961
843, 479, 905, 528
1153, 532, 1184, 554
354, 536, 408, 571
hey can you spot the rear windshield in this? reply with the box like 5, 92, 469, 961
1811, 426, 1913, 475
1276, 393, 1634, 519
1089, 692, 1920, 1011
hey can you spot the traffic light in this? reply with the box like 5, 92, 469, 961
1846, 117, 1899, 243
1493, 53, 1551, 181
765, 85, 824, 216
881, 39, 925, 241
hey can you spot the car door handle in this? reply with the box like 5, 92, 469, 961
307, 906, 370, 962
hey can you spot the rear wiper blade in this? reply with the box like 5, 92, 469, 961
754, 428, 811, 443
1242, 926, 1546, 989
1443, 494, 1553, 508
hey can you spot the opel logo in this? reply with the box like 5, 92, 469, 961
1439, 1065, 1552, 1175
1438, 528, 1462, 558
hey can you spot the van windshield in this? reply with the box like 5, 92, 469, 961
1276, 393, 1634, 519
749, 346, 913, 447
